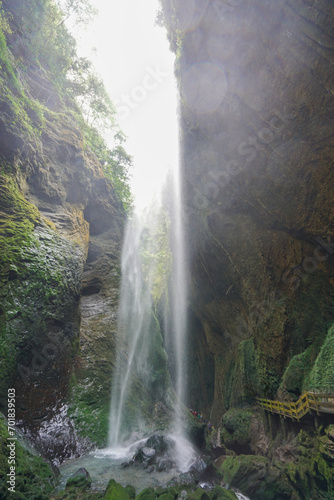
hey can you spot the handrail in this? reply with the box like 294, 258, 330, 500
257, 392, 334, 421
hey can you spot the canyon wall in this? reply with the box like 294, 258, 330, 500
161, 0, 334, 418
0, 0, 124, 461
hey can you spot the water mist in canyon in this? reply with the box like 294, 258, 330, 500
107, 159, 191, 463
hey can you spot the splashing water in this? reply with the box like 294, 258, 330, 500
108, 207, 170, 446
105, 0, 190, 463
108, 150, 189, 448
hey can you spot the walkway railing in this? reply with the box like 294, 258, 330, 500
257, 392, 334, 421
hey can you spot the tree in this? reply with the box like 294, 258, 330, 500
56, 0, 97, 28
101, 132, 134, 213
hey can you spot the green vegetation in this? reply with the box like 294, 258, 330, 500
0, 0, 133, 211
218, 454, 292, 500
68, 378, 110, 447
278, 322, 334, 397
281, 427, 334, 500
221, 409, 253, 452
104, 479, 130, 500
0, 414, 55, 499
51, 475, 241, 500
305, 323, 334, 392
0, 173, 84, 398
141, 207, 173, 307
0, 175, 40, 389
65, 468, 92, 491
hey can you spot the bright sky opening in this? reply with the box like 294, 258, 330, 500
75, 0, 178, 210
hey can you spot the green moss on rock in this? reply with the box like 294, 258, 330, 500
218, 454, 292, 500
281, 427, 334, 499
66, 468, 92, 490
305, 324, 334, 392
157, 493, 174, 500
104, 479, 130, 500
0, 414, 55, 499
211, 485, 238, 499
125, 484, 136, 499
221, 409, 253, 453
134, 487, 156, 500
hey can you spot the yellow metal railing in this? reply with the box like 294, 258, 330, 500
257, 392, 334, 421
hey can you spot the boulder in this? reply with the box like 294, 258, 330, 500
65, 467, 91, 490
104, 478, 130, 500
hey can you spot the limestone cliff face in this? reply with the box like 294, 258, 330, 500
0, 6, 124, 461
161, 0, 334, 419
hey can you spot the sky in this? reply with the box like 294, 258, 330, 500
74, 0, 179, 209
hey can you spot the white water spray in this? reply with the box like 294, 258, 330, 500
108, 153, 189, 447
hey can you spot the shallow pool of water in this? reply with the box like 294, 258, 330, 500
59, 444, 182, 492
58, 443, 250, 500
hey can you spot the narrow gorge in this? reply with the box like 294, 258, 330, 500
0, 1, 334, 499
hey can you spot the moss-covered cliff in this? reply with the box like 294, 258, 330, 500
159, 0, 334, 497
160, 0, 334, 414
0, 0, 125, 463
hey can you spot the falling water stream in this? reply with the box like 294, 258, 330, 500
57, 2, 251, 496
107, 147, 191, 456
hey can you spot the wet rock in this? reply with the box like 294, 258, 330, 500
158, 493, 175, 500
177, 472, 196, 486
65, 467, 91, 490
212, 485, 238, 499
218, 455, 291, 499
121, 459, 134, 469
161, 0, 334, 425
221, 409, 253, 455
189, 457, 207, 475
104, 478, 130, 500
186, 488, 212, 500
134, 446, 156, 464
156, 457, 176, 472
125, 484, 136, 499
146, 433, 173, 454
128, 433, 179, 472
135, 486, 156, 500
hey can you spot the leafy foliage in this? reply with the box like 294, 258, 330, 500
0, 415, 55, 499
141, 207, 173, 306
305, 324, 334, 392
56, 0, 97, 28
1, 0, 133, 210
0, 1, 10, 35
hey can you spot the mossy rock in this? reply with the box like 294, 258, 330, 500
278, 347, 313, 399
281, 427, 334, 499
305, 323, 334, 392
66, 467, 92, 490
157, 493, 174, 500
0, 414, 55, 499
135, 487, 157, 500
167, 486, 179, 498
154, 486, 167, 496
125, 484, 136, 499
104, 478, 130, 500
221, 409, 253, 453
211, 485, 238, 499
219, 455, 293, 500
186, 488, 211, 500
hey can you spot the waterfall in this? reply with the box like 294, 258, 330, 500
108, 152, 189, 449
164, 164, 188, 432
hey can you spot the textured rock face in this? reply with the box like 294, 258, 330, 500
161, 0, 334, 417
0, 32, 124, 460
